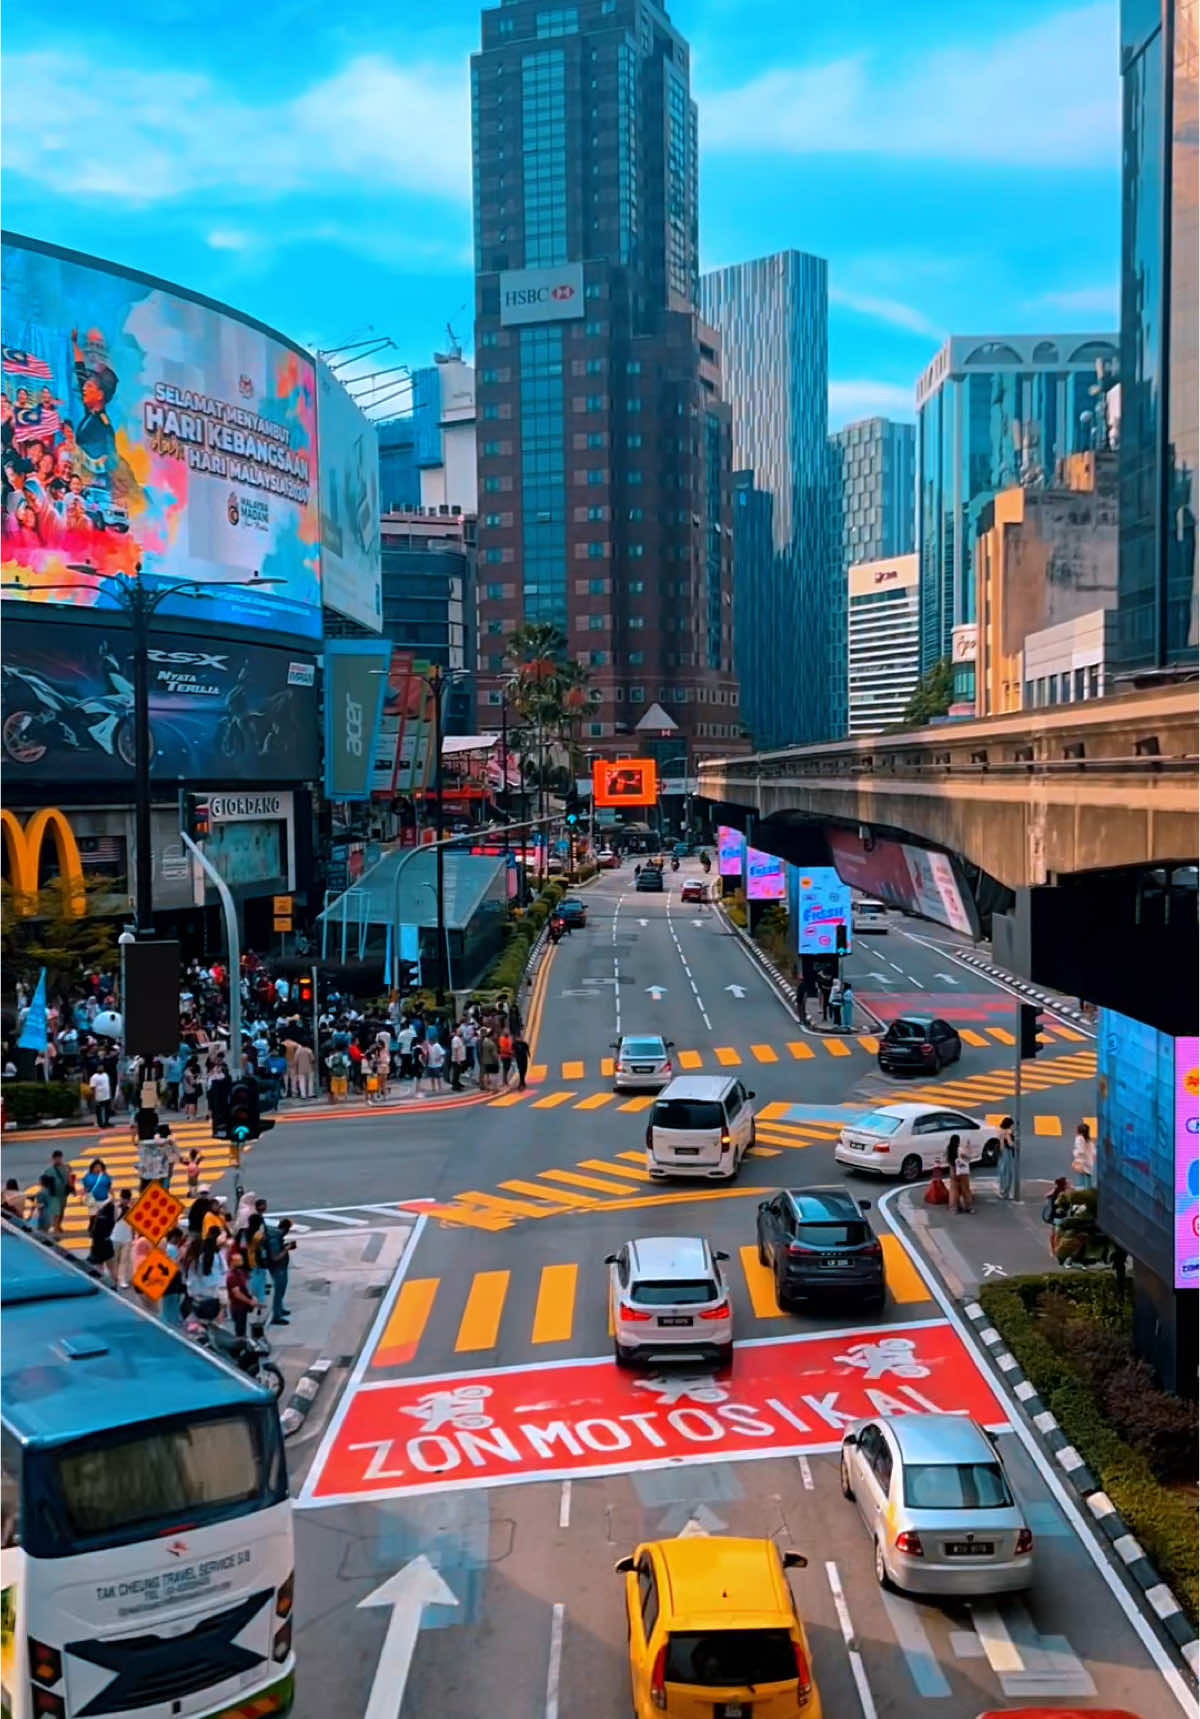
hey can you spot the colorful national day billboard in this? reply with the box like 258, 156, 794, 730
793, 867, 852, 954
1176, 1036, 1199, 1289
316, 360, 381, 633
746, 846, 787, 901
1, 234, 321, 639
717, 825, 745, 877
592, 758, 657, 808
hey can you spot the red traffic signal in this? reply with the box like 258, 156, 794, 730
298, 975, 314, 1006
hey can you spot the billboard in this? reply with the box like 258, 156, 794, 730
1097, 1007, 1176, 1281
1, 234, 320, 639
746, 846, 786, 902
368, 651, 436, 798
499, 263, 585, 327
793, 867, 852, 955
827, 828, 978, 938
1176, 1037, 1199, 1289
316, 361, 381, 632
717, 825, 745, 877
324, 640, 391, 801
593, 758, 657, 808
1, 621, 319, 784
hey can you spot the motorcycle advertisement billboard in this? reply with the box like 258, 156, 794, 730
2, 622, 319, 785
316, 360, 381, 633
1, 234, 321, 640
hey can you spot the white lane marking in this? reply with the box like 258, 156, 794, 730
558, 1479, 572, 1529
666, 892, 710, 1026
876, 1186, 1193, 1714
298, 1210, 368, 1226
971, 1604, 1024, 1673
906, 974, 925, 989
612, 894, 625, 1035
825, 1561, 879, 1719
544, 1601, 565, 1719
797, 1455, 814, 1491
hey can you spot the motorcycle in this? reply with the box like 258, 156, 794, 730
2, 658, 152, 768
671, 857, 680, 872
187, 1309, 285, 1401
548, 917, 566, 945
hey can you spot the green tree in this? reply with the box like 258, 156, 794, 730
1, 874, 120, 998
896, 658, 954, 728
504, 623, 591, 794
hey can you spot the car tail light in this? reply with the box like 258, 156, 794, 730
650, 1644, 668, 1709
894, 1530, 924, 1556
28, 1640, 61, 1688
866, 1240, 883, 1258
793, 1640, 812, 1698
31, 1691, 65, 1719
699, 1300, 729, 1320
272, 1618, 293, 1663
663, 1061, 672, 1075
872, 1142, 892, 1153
275, 1572, 294, 1618
1015, 1527, 1034, 1555
720, 1134, 732, 1148
787, 1242, 814, 1256
920, 1043, 934, 1057
619, 1303, 654, 1322
615, 1062, 628, 1073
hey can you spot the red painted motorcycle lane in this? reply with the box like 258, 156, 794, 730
305, 1318, 1009, 1504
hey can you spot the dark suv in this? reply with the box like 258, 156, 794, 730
877, 1014, 962, 1075
755, 1185, 885, 1310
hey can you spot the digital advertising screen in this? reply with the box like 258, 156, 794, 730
717, 825, 745, 877
324, 639, 391, 802
1, 234, 321, 639
593, 758, 657, 808
792, 867, 852, 955
1097, 1007, 1176, 1282
1, 620, 318, 784
746, 846, 786, 902
827, 827, 979, 939
1175, 1036, 1199, 1289
317, 360, 381, 633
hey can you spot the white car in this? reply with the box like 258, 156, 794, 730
853, 898, 889, 933
606, 1235, 733, 1369
835, 1103, 1001, 1182
612, 1033, 674, 1091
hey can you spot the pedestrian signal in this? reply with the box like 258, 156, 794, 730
1019, 1003, 1043, 1060
298, 974, 314, 1006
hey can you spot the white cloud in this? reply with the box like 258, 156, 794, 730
700, 4, 1119, 168
830, 286, 942, 338
3, 50, 472, 208
829, 380, 916, 425
207, 229, 256, 253
1029, 282, 1120, 317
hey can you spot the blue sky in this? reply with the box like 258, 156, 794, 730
1, 0, 1121, 427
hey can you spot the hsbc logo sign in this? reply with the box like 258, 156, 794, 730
499, 263, 585, 327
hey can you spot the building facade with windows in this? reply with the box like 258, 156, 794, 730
831, 415, 915, 568
1115, 0, 1198, 675
380, 509, 477, 735
700, 251, 839, 748
915, 331, 1119, 693
846, 554, 920, 735
470, 0, 741, 756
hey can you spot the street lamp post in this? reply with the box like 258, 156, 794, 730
431, 665, 447, 1004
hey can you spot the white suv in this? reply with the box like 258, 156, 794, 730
606, 1235, 733, 1369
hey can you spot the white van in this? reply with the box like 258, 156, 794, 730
645, 1075, 756, 1181
853, 897, 889, 933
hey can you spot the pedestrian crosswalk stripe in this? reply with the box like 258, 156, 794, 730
529, 1064, 548, 1083
532, 1091, 577, 1110
756, 1130, 817, 1152
714, 1047, 741, 1066
858, 1036, 880, 1054
455, 1269, 509, 1350
959, 1029, 989, 1047
756, 1103, 791, 1121
1033, 1115, 1063, 1136
678, 1050, 704, 1069
822, 1039, 851, 1058
1048, 1024, 1087, 1042
542, 1167, 638, 1197
601, 1057, 615, 1077
785, 1042, 813, 1060
575, 1092, 615, 1111
491, 1090, 529, 1107
374, 1278, 439, 1368
747, 1145, 782, 1157
579, 1158, 648, 1182
532, 1262, 577, 1345
561, 1060, 585, 1080
739, 1245, 786, 1319
497, 1179, 587, 1208
750, 1044, 777, 1063
616, 1151, 646, 1165
618, 1096, 654, 1113
987, 1027, 1015, 1045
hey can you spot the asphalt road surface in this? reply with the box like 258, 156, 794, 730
244, 866, 1185, 1719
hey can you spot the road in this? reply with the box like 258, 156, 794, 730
250, 865, 1181, 1719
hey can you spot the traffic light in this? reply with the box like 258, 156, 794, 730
229, 1078, 275, 1146
835, 923, 848, 954
1019, 1003, 1043, 1060
565, 812, 579, 828
180, 791, 210, 842
395, 960, 419, 994
297, 974, 313, 1007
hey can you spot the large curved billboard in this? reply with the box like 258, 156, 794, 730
1, 233, 320, 639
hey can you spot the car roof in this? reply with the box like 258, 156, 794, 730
784, 1186, 865, 1222
891, 1014, 934, 1027
629, 1235, 711, 1278
654, 1536, 787, 1618
657, 1075, 738, 1100
856, 1101, 967, 1122
877, 1413, 994, 1464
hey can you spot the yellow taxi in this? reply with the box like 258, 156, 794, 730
615, 1534, 822, 1718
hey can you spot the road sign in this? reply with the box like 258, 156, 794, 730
127, 1183, 184, 1245
273, 895, 293, 916
131, 1245, 178, 1302
274, 916, 293, 933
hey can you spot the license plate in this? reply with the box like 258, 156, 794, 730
633, 1066, 654, 1073
821, 1256, 850, 1268
717, 1706, 748, 1719
673, 1146, 701, 1156
944, 1541, 994, 1556
658, 1315, 693, 1327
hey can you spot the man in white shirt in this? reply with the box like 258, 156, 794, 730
89, 1066, 113, 1128
394, 1022, 417, 1083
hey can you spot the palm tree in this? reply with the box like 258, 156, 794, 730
504, 624, 591, 851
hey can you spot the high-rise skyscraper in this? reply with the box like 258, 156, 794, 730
1116, 0, 1197, 675
915, 332, 1118, 700
470, 0, 741, 758
830, 416, 915, 568
701, 252, 838, 748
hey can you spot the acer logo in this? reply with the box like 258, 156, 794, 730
147, 650, 229, 669
345, 693, 365, 757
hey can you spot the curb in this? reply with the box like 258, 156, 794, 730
948, 950, 1095, 1033
960, 1298, 1198, 1675
279, 1356, 334, 1438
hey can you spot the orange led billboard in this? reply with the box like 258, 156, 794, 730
592, 758, 658, 807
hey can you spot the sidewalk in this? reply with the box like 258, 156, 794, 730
893, 1177, 1058, 1297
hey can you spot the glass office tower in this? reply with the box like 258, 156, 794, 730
831, 415, 915, 566
1116, 0, 1198, 673
701, 252, 839, 748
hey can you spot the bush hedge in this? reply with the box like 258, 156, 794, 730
980, 1273, 1198, 1622
3, 1082, 82, 1126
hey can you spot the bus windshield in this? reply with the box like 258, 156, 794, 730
29, 1407, 285, 1559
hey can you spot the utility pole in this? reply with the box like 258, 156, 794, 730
432, 667, 446, 1004
129, 590, 154, 937
1013, 998, 1024, 1202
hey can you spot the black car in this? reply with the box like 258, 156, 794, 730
558, 897, 588, 927
877, 1014, 962, 1075
756, 1185, 885, 1310
635, 867, 664, 892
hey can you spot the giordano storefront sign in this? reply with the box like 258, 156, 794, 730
0, 808, 86, 917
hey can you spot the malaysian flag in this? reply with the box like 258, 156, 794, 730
2, 347, 52, 380
12, 403, 61, 444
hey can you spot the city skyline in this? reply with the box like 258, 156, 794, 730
1, 0, 1121, 428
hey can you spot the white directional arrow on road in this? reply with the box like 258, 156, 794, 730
691, 918, 705, 927
359, 1555, 458, 1719
934, 972, 961, 985
646, 985, 667, 1000
638, 918, 649, 928
724, 984, 747, 998
867, 972, 895, 985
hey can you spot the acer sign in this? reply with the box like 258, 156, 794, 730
323, 639, 392, 801
499, 263, 585, 327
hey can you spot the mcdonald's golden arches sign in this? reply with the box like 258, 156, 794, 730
0, 808, 86, 917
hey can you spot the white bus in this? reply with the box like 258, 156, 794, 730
1, 1227, 295, 1719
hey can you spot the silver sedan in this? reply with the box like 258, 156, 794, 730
840, 1413, 1034, 1595
611, 1034, 674, 1091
